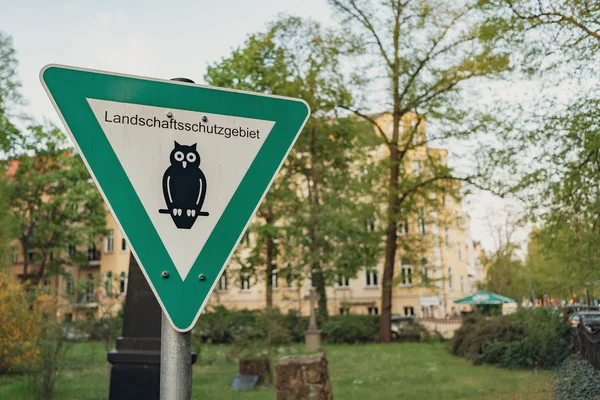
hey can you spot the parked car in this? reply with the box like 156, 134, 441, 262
568, 311, 600, 328
390, 315, 420, 341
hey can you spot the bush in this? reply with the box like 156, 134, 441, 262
321, 315, 379, 344
194, 306, 258, 344
450, 307, 570, 369
193, 306, 308, 347
503, 307, 570, 368
554, 356, 600, 400
0, 275, 45, 373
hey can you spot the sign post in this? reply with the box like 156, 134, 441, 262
160, 312, 191, 399
40, 65, 310, 398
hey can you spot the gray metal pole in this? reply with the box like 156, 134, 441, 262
160, 312, 192, 400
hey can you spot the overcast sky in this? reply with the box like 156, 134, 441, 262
1, 0, 526, 254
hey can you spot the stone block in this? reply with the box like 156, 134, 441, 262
276, 353, 332, 400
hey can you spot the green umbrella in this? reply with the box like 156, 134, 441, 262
454, 291, 516, 305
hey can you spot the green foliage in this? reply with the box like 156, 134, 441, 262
231, 308, 294, 359
25, 320, 71, 400
451, 308, 570, 369
194, 306, 258, 345
503, 307, 570, 368
0, 31, 22, 153
193, 306, 308, 347
321, 315, 380, 344
554, 356, 600, 400
6, 124, 107, 284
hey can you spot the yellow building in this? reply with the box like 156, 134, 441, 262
5, 112, 482, 322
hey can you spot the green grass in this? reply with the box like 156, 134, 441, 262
0, 341, 554, 399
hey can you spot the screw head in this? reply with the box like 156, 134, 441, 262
161, 271, 170, 279
202, 116, 208, 123
166, 111, 173, 118
199, 274, 206, 281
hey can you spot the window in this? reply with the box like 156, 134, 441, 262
218, 272, 228, 291
448, 268, 454, 291
88, 244, 100, 261
121, 238, 127, 251
368, 307, 379, 315
458, 247, 462, 261
105, 229, 114, 253
104, 271, 112, 296
65, 278, 74, 296
460, 276, 465, 294
365, 268, 378, 287
337, 274, 350, 288
339, 307, 349, 315
271, 269, 279, 289
64, 313, 73, 323
398, 219, 409, 236
455, 212, 460, 229
240, 273, 251, 290
412, 160, 422, 177
28, 251, 34, 263
445, 226, 450, 247
43, 279, 51, 293
119, 272, 127, 294
404, 307, 415, 316
401, 264, 413, 286
417, 208, 426, 235
85, 273, 95, 302
11, 246, 18, 263
441, 187, 446, 207
421, 259, 429, 285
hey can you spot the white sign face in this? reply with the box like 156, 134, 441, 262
88, 99, 275, 279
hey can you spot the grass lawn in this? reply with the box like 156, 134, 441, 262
0, 341, 554, 399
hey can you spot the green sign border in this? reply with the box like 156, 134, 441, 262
40, 65, 309, 331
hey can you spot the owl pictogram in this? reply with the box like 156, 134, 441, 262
159, 141, 209, 229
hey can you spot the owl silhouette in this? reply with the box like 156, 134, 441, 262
159, 141, 209, 229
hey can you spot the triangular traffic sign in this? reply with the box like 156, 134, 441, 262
40, 65, 310, 331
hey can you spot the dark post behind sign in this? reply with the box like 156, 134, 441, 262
107, 255, 162, 399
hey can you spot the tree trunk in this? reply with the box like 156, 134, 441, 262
311, 259, 328, 324
308, 126, 328, 321
380, 23, 402, 342
380, 144, 400, 342
21, 237, 29, 280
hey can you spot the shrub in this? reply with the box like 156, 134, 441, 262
321, 315, 379, 344
502, 307, 570, 368
451, 308, 570, 369
554, 356, 600, 400
194, 306, 258, 344
451, 313, 525, 365
0, 275, 44, 373
26, 320, 70, 400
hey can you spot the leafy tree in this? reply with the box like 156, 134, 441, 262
205, 16, 378, 317
0, 31, 22, 153
6, 124, 106, 285
329, 0, 511, 341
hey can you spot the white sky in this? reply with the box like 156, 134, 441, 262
1, 0, 524, 254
